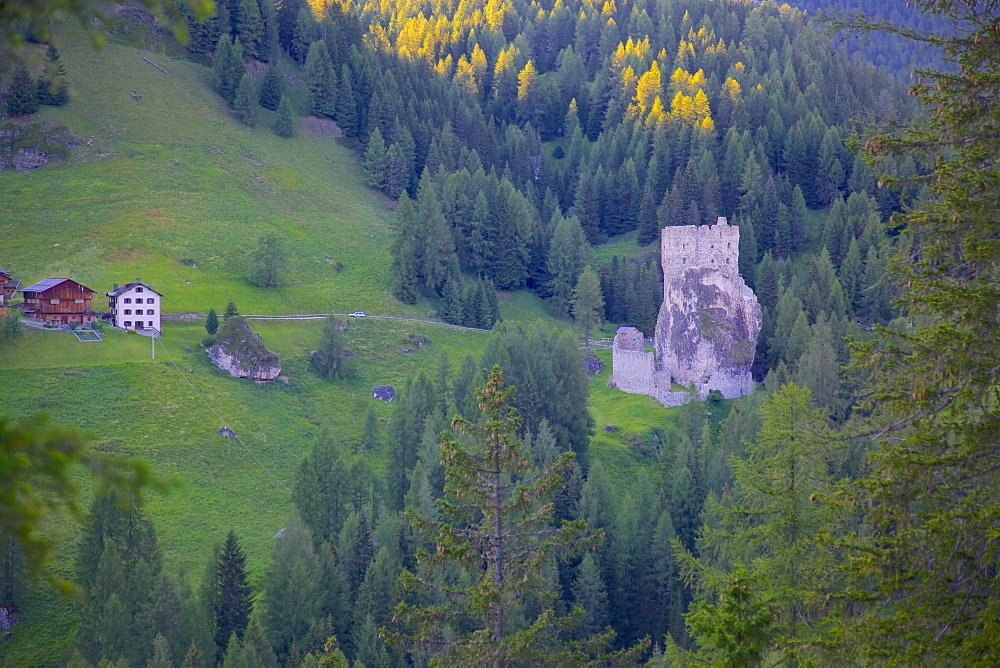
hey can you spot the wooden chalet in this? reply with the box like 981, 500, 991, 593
0, 269, 21, 301
21, 278, 97, 325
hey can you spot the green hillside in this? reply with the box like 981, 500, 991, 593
0, 26, 674, 665
2, 28, 401, 316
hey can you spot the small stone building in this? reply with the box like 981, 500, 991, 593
107, 278, 162, 333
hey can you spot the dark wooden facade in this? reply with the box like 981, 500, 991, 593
0, 270, 19, 300
21, 278, 97, 324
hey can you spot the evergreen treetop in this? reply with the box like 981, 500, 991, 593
387, 366, 645, 665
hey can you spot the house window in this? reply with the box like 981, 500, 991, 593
124, 298, 131, 304
124, 309, 132, 315
147, 309, 154, 315
148, 321, 154, 327
136, 287, 143, 293
75, 299, 84, 304
124, 321, 132, 328
50, 298, 59, 304
147, 298, 154, 304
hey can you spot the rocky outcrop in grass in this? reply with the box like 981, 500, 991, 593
207, 316, 280, 382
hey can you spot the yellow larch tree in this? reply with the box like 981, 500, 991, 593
632, 60, 662, 117
516, 59, 537, 101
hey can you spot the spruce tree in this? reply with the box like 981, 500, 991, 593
234, 0, 265, 60
362, 127, 388, 191
303, 41, 336, 119
387, 366, 640, 664
415, 170, 455, 293
213, 530, 253, 653
571, 265, 603, 348
273, 94, 295, 138
362, 405, 380, 451
312, 314, 349, 379
827, 5, 1000, 658
6, 63, 38, 116
258, 64, 283, 110
676, 384, 838, 663
37, 45, 68, 106
213, 36, 246, 106
291, 8, 316, 63
390, 192, 420, 304
264, 516, 321, 662
571, 553, 609, 640
335, 64, 358, 136
440, 275, 464, 325
224, 300, 239, 318
233, 72, 259, 127
547, 215, 589, 315
149, 633, 174, 668
205, 308, 219, 335
182, 640, 205, 668
293, 437, 348, 548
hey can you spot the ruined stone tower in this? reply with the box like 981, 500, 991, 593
656, 217, 761, 398
610, 218, 762, 406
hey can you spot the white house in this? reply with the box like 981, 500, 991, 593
107, 278, 162, 334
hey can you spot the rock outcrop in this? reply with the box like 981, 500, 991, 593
610, 218, 762, 406
656, 218, 761, 398
207, 316, 281, 381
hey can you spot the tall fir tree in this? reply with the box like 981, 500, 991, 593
36, 45, 69, 106
234, 0, 266, 60
263, 515, 321, 662
213, 530, 253, 653
571, 265, 604, 347
205, 308, 219, 335
273, 94, 295, 137
6, 63, 38, 115
388, 367, 640, 664
258, 64, 284, 110
304, 40, 336, 119
213, 36, 245, 106
233, 72, 259, 127
547, 215, 589, 315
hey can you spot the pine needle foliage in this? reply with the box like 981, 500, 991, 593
830, 2, 1000, 661
387, 366, 645, 666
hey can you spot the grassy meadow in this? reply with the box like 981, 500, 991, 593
0, 24, 703, 664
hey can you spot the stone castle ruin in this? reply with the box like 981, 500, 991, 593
609, 218, 762, 407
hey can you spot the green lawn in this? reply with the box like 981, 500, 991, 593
2, 27, 404, 317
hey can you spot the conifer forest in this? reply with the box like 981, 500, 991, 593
2, 0, 1000, 665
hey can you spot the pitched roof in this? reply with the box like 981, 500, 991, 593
616, 326, 639, 334
22, 278, 69, 293
21, 278, 95, 294
107, 281, 163, 297
0, 268, 11, 277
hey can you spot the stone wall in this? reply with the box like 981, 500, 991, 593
609, 346, 656, 394
661, 217, 740, 281
609, 331, 695, 407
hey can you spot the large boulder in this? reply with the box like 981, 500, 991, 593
207, 316, 281, 382
654, 266, 761, 398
